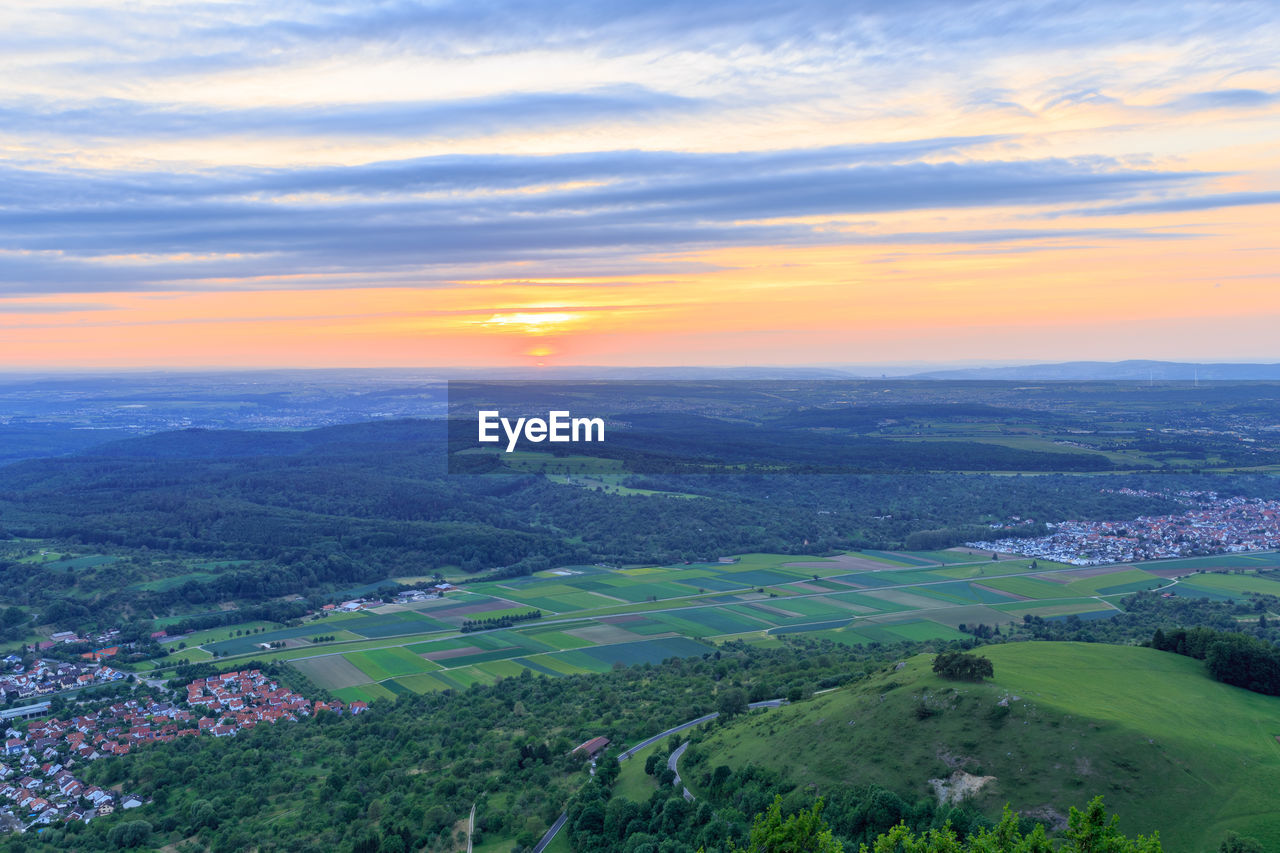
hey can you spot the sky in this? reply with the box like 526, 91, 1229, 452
2, 0, 1278, 369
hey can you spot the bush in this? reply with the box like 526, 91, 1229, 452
932, 651, 994, 681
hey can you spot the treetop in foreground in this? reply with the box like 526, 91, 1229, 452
724, 796, 1160, 853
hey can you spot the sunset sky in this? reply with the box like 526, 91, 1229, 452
2, 1, 1278, 369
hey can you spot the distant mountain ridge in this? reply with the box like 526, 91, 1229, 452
905, 359, 1280, 381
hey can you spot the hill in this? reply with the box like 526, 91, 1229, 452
690, 642, 1280, 852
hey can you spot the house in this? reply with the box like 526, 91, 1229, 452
121, 794, 144, 810
572, 736, 611, 758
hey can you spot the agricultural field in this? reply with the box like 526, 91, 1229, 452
150, 547, 1280, 697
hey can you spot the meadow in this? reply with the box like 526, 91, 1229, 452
693, 642, 1280, 852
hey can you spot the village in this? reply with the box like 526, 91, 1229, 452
968, 490, 1280, 565
0, 656, 126, 705
0, 669, 364, 833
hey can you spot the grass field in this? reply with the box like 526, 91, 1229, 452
614, 741, 662, 803
696, 642, 1280, 852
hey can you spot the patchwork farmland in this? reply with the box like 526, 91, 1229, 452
157, 548, 1280, 700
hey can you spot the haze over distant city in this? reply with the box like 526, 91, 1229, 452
2, 1, 1278, 369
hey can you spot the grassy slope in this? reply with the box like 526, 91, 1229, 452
696, 642, 1280, 852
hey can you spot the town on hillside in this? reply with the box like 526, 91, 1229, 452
968, 490, 1280, 565
0, 669, 363, 833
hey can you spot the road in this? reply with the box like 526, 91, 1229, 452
531, 812, 568, 853
467, 803, 475, 853
617, 713, 716, 760
617, 700, 785, 761
527, 700, 787, 851
667, 741, 694, 801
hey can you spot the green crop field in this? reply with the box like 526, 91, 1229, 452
331, 683, 396, 704
472, 659, 531, 679
395, 673, 459, 693
517, 629, 596, 650
345, 647, 440, 681
341, 610, 454, 638
992, 598, 1117, 618
1136, 552, 1280, 572
878, 619, 970, 641
978, 574, 1079, 599
696, 643, 1280, 852
1049, 567, 1164, 596
171, 620, 282, 647
206, 625, 338, 655
1170, 571, 1280, 597
575, 636, 714, 667
290, 655, 375, 690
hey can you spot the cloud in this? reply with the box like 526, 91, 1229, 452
0, 136, 1006, 207
1064, 191, 1280, 216
0, 144, 1209, 295
15, 0, 1277, 102
1159, 89, 1279, 112
152, 1, 1280, 67
0, 86, 703, 143
0, 301, 117, 313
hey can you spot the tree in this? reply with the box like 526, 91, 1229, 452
108, 820, 152, 849
733, 795, 843, 853
932, 651, 994, 681
1219, 831, 1264, 853
718, 687, 749, 721
856, 800, 1160, 852
1062, 796, 1162, 853
596, 749, 621, 787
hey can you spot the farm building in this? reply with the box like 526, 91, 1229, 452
572, 736, 610, 758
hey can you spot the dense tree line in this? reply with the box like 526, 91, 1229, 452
461, 610, 542, 632
1151, 626, 1280, 696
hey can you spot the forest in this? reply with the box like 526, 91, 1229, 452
6, 411, 1272, 629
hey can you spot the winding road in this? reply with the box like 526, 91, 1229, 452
537, 699, 788, 848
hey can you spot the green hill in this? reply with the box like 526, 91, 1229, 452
692, 642, 1280, 852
